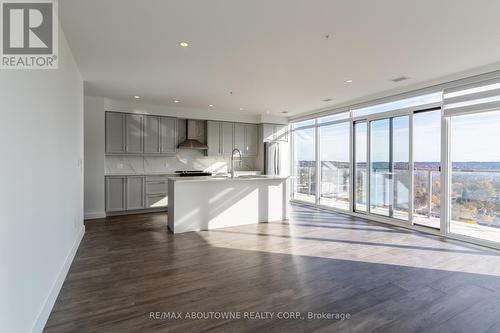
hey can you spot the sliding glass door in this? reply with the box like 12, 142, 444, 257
413, 110, 441, 228
450, 110, 500, 243
393, 117, 411, 220
354, 122, 368, 212
370, 119, 391, 217
369, 116, 410, 220
289, 77, 500, 249
292, 122, 316, 203
319, 122, 350, 210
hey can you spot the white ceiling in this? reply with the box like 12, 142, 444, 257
60, 0, 500, 117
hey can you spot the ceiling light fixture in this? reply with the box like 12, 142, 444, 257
322, 98, 333, 102
239, 107, 244, 111
133, 95, 140, 99
179, 41, 189, 47
346, 79, 353, 83
208, 104, 214, 107
392, 76, 408, 83
174, 100, 180, 103
282, 111, 289, 114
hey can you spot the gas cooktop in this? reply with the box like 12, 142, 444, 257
175, 170, 213, 177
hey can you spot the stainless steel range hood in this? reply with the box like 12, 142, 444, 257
178, 119, 208, 150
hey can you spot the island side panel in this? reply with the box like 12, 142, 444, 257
170, 178, 287, 233
167, 179, 176, 233
283, 178, 289, 220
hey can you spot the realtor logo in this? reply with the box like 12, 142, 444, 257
1, 0, 58, 69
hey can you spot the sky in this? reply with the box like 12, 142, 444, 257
451, 110, 500, 162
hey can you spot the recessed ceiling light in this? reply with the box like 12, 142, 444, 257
174, 100, 180, 103
346, 79, 353, 83
239, 107, 244, 111
392, 76, 409, 82
133, 95, 140, 99
208, 104, 214, 107
179, 41, 189, 47
282, 111, 289, 114
322, 98, 333, 102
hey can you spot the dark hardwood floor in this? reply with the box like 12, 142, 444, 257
44, 204, 500, 333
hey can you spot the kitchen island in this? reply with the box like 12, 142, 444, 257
167, 176, 289, 233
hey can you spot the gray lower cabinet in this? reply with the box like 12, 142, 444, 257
105, 177, 126, 212
145, 176, 168, 208
126, 176, 145, 210
125, 114, 144, 153
106, 175, 168, 213
105, 112, 126, 153
146, 194, 168, 208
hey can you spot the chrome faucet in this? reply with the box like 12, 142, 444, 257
230, 148, 242, 178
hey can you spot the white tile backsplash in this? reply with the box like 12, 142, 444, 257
105, 150, 260, 175
105, 156, 145, 174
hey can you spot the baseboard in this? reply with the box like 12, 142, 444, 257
31, 224, 85, 333
105, 207, 167, 217
84, 211, 106, 220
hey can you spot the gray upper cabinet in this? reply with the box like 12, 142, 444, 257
106, 112, 126, 153
126, 176, 145, 210
221, 122, 234, 155
274, 124, 288, 142
207, 121, 221, 156
262, 123, 275, 143
234, 123, 246, 153
106, 177, 126, 212
160, 117, 177, 154
125, 114, 144, 153
207, 121, 259, 157
245, 124, 258, 156
262, 123, 288, 142
106, 112, 177, 155
144, 115, 160, 153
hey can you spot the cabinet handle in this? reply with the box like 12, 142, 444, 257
159, 121, 162, 152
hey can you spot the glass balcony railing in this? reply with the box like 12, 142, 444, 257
450, 169, 500, 243
293, 163, 500, 242
293, 164, 316, 203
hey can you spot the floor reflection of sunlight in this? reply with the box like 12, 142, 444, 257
197, 206, 500, 278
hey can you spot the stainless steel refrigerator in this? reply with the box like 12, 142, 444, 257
264, 141, 289, 176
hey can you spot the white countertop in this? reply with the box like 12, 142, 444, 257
105, 171, 263, 177
169, 175, 288, 182
105, 173, 177, 177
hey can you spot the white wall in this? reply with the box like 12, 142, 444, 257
104, 97, 262, 123
84, 96, 105, 218
0, 28, 84, 333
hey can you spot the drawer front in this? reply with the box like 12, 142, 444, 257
146, 194, 168, 208
146, 180, 168, 194
145, 176, 169, 182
